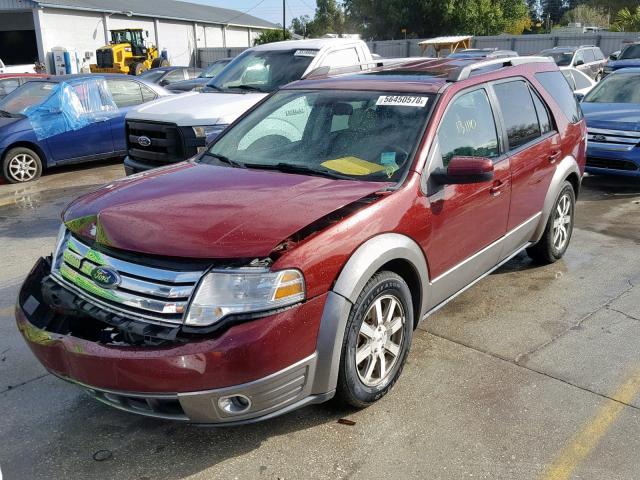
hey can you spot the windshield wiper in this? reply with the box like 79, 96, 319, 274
226, 85, 266, 93
202, 84, 224, 92
203, 152, 245, 168
243, 162, 346, 180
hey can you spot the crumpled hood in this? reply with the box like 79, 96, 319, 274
126, 91, 267, 125
582, 102, 640, 132
63, 163, 388, 259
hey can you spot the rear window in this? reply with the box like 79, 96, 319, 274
535, 71, 583, 123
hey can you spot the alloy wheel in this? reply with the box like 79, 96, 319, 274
552, 192, 572, 251
8, 153, 38, 182
355, 294, 405, 387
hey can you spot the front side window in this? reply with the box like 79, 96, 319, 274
583, 73, 640, 104
164, 69, 186, 83
209, 50, 317, 93
437, 89, 499, 165
494, 81, 541, 150
204, 89, 434, 183
583, 49, 595, 64
325, 48, 360, 68
574, 50, 585, 65
594, 48, 605, 61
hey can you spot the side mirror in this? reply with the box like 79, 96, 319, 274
575, 59, 584, 66
574, 92, 585, 102
609, 53, 618, 61
432, 156, 494, 185
159, 79, 169, 86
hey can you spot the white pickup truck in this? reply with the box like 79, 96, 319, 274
124, 38, 376, 174
0, 59, 36, 74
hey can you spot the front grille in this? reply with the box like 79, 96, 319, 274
51, 233, 204, 325
588, 128, 640, 152
96, 49, 114, 69
586, 157, 639, 171
127, 121, 202, 168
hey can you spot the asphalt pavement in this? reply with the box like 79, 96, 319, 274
0, 161, 639, 479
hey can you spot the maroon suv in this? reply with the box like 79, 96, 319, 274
17, 57, 586, 424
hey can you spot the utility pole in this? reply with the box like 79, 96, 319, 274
283, 0, 286, 39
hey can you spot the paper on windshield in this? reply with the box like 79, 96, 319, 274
322, 157, 386, 176
376, 95, 429, 107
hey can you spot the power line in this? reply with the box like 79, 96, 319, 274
219, 0, 270, 24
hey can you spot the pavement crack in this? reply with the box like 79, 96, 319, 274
514, 280, 636, 365
0, 373, 50, 395
426, 331, 640, 412
608, 306, 640, 323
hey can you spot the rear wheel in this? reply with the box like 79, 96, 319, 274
129, 62, 145, 76
526, 181, 575, 264
2, 147, 43, 183
335, 271, 413, 408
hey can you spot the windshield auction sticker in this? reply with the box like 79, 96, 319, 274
376, 95, 428, 107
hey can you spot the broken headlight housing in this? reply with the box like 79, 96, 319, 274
185, 268, 305, 327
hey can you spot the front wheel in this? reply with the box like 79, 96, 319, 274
129, 62, 145, 76
526, 181, 576, 264
2, 147, 43, 183
335, 271, 413, 408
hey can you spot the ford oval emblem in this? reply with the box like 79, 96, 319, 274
593, 134, 606, 142
91, 266, 121, 289
138, 136, 152, 147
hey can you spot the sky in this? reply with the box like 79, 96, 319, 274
197, 0, 316, 26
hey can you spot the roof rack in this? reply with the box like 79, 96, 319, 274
449, 56, 554, 82
301, 58, 414, 80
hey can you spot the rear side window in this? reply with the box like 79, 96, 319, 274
531, 90, 552, 134
535, 71, 583, 123
494, 81, 541, 149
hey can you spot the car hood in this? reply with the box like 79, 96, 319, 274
62, 162, 389, 259
608, 59, 640, 70
126, 91, 267, 125
582, 102, 640, 131
0, 115, 26, 130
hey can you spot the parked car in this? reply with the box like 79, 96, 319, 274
602, 42, 640, 78
166, 58, 232, 93
447, 48, 518, 59
16, 56, 586, 425
540, 45, 606, 80
0, 73, 47, 99
123, 38, 376, 174
560, 67, 596, 97
0, 74, 170, 183
581, 68, 640, 177
139, 66, 202, 87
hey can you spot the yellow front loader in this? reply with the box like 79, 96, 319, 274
90, 29, 169, 76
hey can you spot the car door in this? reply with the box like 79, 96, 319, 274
45, 81, 114, 162
423, 87, 511, 305
106, 79, 158, 152
490, 79, 559, 257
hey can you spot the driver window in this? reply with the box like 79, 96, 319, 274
574, 50, 584, 65
238, 96, 312, 150
437, 89, 499, 166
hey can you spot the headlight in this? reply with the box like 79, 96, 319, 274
52, 225, 68, 270
192, 124, 228, 143
185, 269, 305, 327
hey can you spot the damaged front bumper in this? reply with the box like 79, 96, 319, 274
17, 257, 335, 424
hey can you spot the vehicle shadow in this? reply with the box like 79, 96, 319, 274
580, 174, 640, 199
7, 386, 359, 480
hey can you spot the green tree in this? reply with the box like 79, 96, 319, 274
291, 15, 312, 37
253, 29, 292, 46
611, 6, 640, 31
562, 4, 609, 27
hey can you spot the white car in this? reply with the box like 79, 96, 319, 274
124, 38, 377, 174
560, 67, 597, 97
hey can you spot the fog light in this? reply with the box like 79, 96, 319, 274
217, 394, 252, 415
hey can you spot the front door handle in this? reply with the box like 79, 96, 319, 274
490, 180, 503, 197
549, 150, 561, 164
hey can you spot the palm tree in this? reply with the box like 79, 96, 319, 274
611, 7, 640, 32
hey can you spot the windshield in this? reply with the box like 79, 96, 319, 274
201, 61, 229, 78
202, 89, 434, 183
541, 50, 573, 66
207, 49, 317, 93
0, 81, 56, 115
619, 44, 640, 60
583, 73, 640, 103
139, 70, 165, 82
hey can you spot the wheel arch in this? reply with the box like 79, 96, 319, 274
3, 141, 48, 169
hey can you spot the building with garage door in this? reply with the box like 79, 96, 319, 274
0, 0, 275, 72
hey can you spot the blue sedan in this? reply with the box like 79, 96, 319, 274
582, 68, 640, 177
0, 74, 170, 183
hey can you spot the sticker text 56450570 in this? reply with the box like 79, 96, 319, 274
376, 95, 429, 107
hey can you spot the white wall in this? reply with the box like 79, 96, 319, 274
204, 25, 223, 48
225, 26, 250, 47
157, 20, 195, 66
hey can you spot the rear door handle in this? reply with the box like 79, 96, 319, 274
549, 150, 561, 163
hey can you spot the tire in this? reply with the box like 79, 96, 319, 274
129, 62, 144, 76
151, 58, 170, 68
526, 181, 576, 264
2, 147, 43, 183
335, 271, 414, 408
